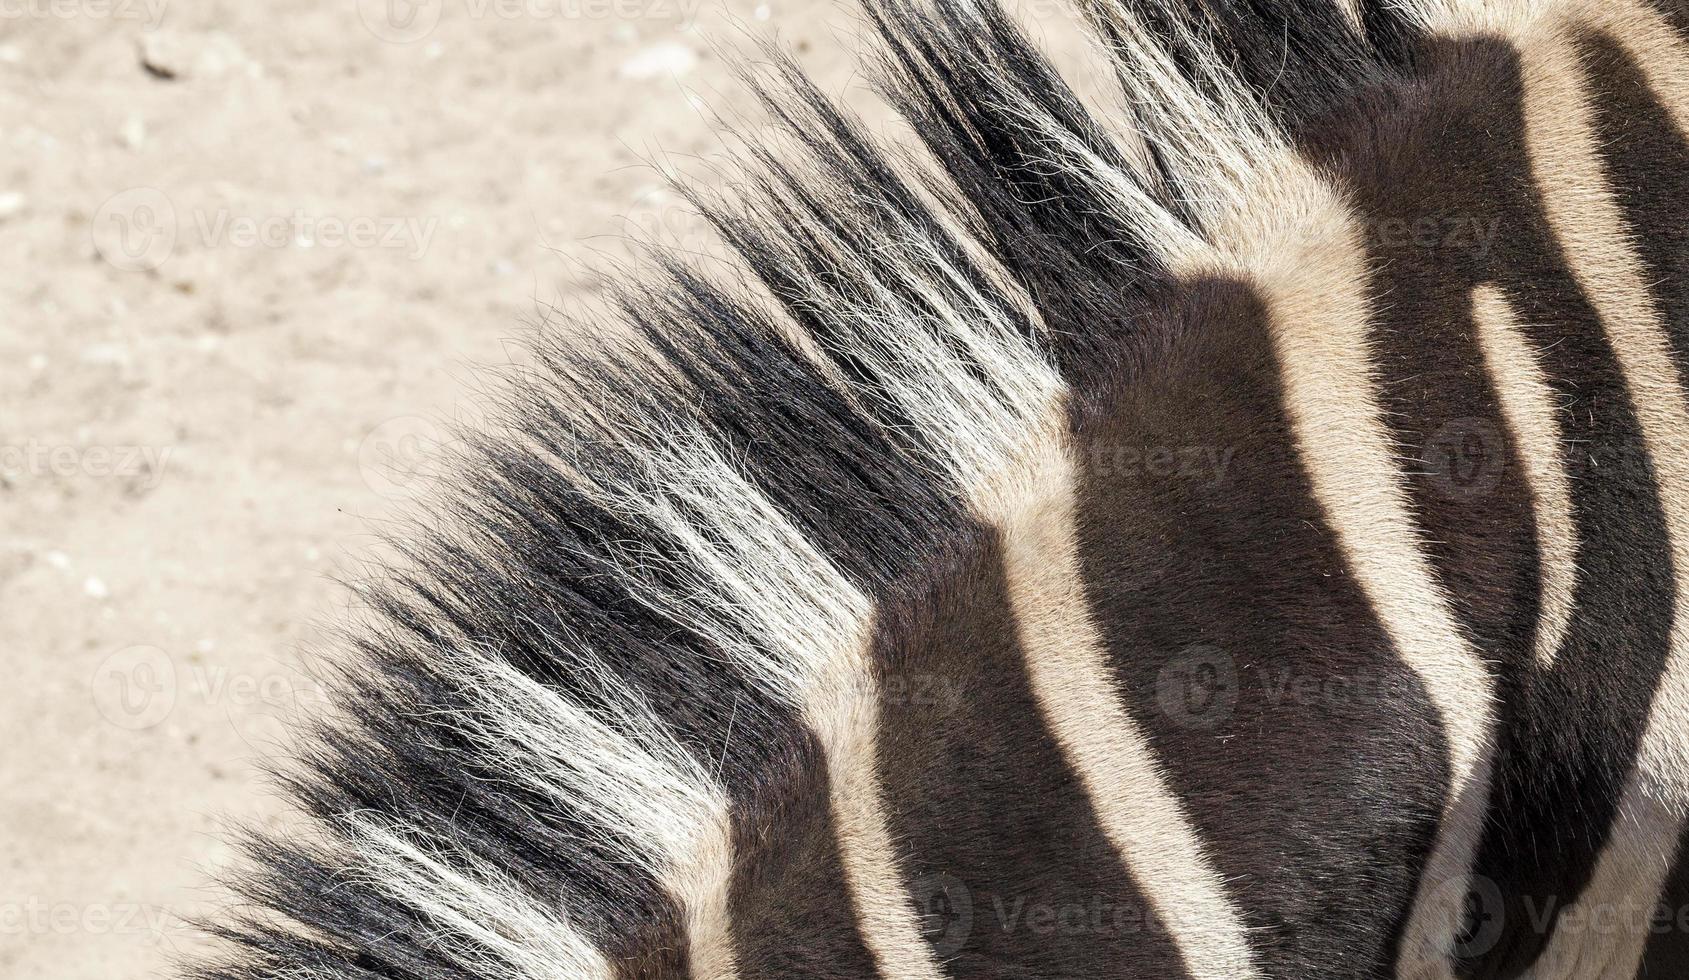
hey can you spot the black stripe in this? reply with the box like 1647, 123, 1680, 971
1068, 276, 1449, 978
724, 731, 886, 978
1314, 70, 1543, 691
863, 0, 1173, 382
870, 530, 1193, 978
1356, 0, 1429, 72
1649, 0, 1689, 41
1158, 0, 1384, 130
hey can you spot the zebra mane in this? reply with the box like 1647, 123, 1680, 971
197, 0, 1495, 976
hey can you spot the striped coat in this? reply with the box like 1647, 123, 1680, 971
198, 0, 1689, 977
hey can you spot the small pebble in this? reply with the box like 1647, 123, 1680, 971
137, 33, 183, 79
138, 31, 260, 81
119, 114, 147, 149
81, 344, 131, 367
619, 42, 698, 80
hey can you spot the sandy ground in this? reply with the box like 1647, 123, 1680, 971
0, 3, 1092, 978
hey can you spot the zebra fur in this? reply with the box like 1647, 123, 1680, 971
193, 0, 1689, 977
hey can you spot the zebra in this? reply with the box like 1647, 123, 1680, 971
193, 0, 1689, 977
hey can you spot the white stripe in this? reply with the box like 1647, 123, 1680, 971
994, 436, 1264, 980
1182, 161, 1500, 980
1264, 213, 1496, 978
811, 684, 949, 980
1470, 284, 1579, 668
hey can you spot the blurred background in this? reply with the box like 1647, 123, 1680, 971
0, 2, 1088, 977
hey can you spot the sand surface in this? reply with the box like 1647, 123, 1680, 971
0, 2, 1091, 977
